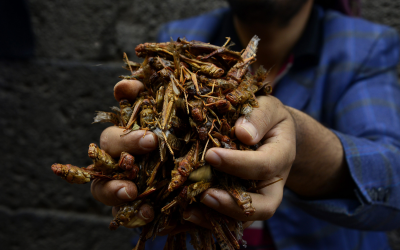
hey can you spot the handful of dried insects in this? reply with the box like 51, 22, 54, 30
51, 35, 279, 250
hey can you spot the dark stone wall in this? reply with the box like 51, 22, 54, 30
29, 0, 227, 61
1, 0, 399, 249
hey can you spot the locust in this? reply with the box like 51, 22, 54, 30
50, 35, 281, 250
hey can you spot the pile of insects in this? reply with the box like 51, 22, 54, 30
51, 35, 275, 250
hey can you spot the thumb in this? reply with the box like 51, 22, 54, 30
235, 95, 287, 145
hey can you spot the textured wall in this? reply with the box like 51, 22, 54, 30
1, 0, 399, 249
361, 1, 400, 248
29, 0, 227, 61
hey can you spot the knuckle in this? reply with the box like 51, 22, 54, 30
256, 95, 269, 104
121, 132, 142, 153
258, 152, 275, 178
251, 107, 272, 133
260, 161, 274, 179
99, 127, 113, 151
114, 80, 144, 102
264, 207, 277, 220
274, 97, 284, 108
260, 199, 281, 221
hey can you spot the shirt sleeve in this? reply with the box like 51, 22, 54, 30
285, 27, 400, 231
157, 24, 170, 43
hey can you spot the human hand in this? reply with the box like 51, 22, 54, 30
90, 80, 346, 231
183, 89, 353, 226
90, 79, 158, 228
183, 95, 296, 225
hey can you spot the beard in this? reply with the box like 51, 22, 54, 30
227, 0, 309, 26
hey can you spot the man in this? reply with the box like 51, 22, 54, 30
91, 0, 400, 249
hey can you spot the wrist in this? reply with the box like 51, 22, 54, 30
284, 107, 353, 198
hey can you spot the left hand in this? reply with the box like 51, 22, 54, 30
183, 95, 296, 225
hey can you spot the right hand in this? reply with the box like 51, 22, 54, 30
90, 79, 158, 227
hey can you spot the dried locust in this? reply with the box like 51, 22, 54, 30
51, 35, 279, 250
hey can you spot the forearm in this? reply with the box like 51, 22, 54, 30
284, 106, 355, 199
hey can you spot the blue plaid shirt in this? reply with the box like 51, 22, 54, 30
143, 5, 400, 250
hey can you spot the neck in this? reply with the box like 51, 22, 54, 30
233, 0, 313, 79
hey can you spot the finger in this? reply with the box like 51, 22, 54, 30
112, 206, 119, 217
205, 118, 295, 180
114, 80, 144, 102
112, 203, 155, 228
243, 221, 254, 229
91, 179, 137, 206
137, 203, 155, 224
200, 187, 283, 221
183, 206, 238, 231
100, 126, 158, 158
235, 95, 288, 145
182, 206, 212, 229
158, 206, 213, 236
159, 223, 196, 236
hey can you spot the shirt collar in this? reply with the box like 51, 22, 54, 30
291, 6, 322, 67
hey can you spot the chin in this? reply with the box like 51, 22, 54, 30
227, 0, 309, 25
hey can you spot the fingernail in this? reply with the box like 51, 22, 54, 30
117, 187, 132, 200
140, 210, 149, 220
201, 194, 220, 208
183, 211, 201, 224
240, 119, 257, 139
139, 133, 156, 149
205, 150, 221, 167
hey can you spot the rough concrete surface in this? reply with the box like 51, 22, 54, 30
0, 60, 126, 214
0, 206, 134, 250
1, 0, 400, 249
29, 0, 227, 61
